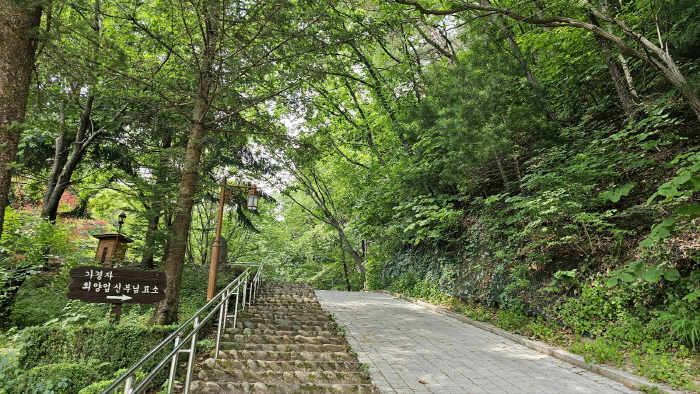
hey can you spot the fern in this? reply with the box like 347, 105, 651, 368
670, 318, 700, 348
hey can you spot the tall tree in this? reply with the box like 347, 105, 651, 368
0, 1, 42, 238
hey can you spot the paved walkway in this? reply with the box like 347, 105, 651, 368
316, 290, 637, 394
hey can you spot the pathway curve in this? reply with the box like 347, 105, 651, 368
315, 290, 636, 394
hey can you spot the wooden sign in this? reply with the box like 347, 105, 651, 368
66, 266, 167, 304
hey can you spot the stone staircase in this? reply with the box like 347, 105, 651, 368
189, 281, 378, 394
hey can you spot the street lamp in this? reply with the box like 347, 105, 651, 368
207, 176, 262, 300
247, 186, 260, 210
117, 212, 126, 232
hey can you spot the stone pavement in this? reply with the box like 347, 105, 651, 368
316, 290, 637, 394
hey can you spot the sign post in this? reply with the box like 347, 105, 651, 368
67, 266, 167, 324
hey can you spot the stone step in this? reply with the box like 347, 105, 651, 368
240, 311, 334, 321
261, 281, 313, 288
241, 317, 337, 330
259, 286, 314, 291
189, 381, 379, 394
243, 313, 333, 325
222, 333, 345, 345
252, 303, 320, 308
259, 286, 314, 292
219, 342, 348, 353
255, 294, 318, 305
198, 368, 369, 385
226, 327, 343, 338
236, 321, 339, 332
247, 305, 326, 313
201, 358, 365, 373
214, 349, 358, 363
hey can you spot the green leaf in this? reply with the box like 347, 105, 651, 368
619, 272, 635, 282
687, 175, 700, 188
657, 185, 679, 197
642, 269, 661, 283
606, 277, 618, 288
599, 182, 637, 202
655, 226, 671, 238
674, 173, 691, 185
663, 268, 680, 281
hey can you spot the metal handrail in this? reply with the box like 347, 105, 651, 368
100, 262, 264, 394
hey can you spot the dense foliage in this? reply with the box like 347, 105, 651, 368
1, 0, 700, 391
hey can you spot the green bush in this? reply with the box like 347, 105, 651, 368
17, 323, 176, 372
77, 367, 148, 394
14, 363, 100, 394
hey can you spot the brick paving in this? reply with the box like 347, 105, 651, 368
316, 290, 637, 394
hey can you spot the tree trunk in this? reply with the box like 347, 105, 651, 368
150, 121, 207, 325
617, 54, 639, 101
43, 101, 68, 209
151, 0, 218, 325
340, 238, 351, 291
41, 95, 94, 221
0, 264, 32, 327
0, 2, 42, 238
140, 211, 160, 270
337, 226, 365, 276
140, 131, 172, 270
495, 157, 509, 185
588, 13, 634, 115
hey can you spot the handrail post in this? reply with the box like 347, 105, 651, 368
252, 271, 259, 304
183, 317, 199, 393
166, 335, 181, 394
233, 285, 240, 330
242, 275, 248, 308
123, 375, 134, 394
247, 273, 254, 306
215, 290, 226, 360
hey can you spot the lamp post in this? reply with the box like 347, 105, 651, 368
207, 176, 261, 300
117, 212, 126, 232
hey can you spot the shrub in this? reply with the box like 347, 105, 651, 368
13, 363, 100, 394
17, 323, 176, 372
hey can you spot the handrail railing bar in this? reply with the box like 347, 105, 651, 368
101, 266, 256, 394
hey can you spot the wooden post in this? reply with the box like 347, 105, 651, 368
207, 176, 227, 301
110, 303, 122, 324
109, 241, 122, 324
